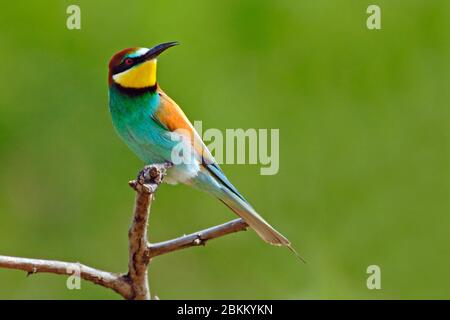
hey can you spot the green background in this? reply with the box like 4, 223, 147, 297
0, 0, 449, 299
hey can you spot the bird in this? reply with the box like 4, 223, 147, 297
108, 42, 301, 258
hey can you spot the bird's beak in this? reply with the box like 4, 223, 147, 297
144, 41, 179, 60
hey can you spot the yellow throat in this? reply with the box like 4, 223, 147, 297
113, 59, 157, 88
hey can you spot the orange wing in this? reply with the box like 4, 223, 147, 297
155, 86, 216, 166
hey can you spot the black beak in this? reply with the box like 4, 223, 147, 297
144, 41, 179, 60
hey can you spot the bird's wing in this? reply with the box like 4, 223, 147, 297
155, 87, 216, 165
154, 87, 246, 201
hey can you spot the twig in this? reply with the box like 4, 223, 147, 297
0, 163, 249, 299
0, 255, 133, 299
148, 218, 248, 258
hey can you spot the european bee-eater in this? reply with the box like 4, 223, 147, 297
108, 42, 296, 252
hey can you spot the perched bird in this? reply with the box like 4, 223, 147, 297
108, 42, 298, 255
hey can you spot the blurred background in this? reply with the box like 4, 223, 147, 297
0, 0, 449, 299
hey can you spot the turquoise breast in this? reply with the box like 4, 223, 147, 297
108, 86, 177, 164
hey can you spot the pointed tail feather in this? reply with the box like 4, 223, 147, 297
191, 166, 304, 260
217, 187, 290, 246
218, 189, 305, 262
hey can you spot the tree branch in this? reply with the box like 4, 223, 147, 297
125, 163, 169, 300
0, 163, 249, 299
148, 218, 248, 258
0, 255, 133, 299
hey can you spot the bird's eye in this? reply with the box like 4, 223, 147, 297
124, 58, 133, 66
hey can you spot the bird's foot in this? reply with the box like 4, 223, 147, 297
129, 162, 173, 193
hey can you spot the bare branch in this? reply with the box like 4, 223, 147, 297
126, 163, 170, 300
148, 218, 248, 258
0, 163, 250, 299
0, 255, 133, 299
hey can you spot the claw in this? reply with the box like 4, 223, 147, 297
130, 163, 173, 193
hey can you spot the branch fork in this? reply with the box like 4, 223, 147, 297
0, 163, 248, 299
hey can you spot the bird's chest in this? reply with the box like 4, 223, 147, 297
109, 89, 201, 184
110, 92, 171, 163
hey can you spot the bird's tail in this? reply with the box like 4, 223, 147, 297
218, 187, 290, 246
190, 166, 304, 261
217, 187, 305, 262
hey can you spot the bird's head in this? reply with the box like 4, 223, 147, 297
108, 41, 179, 89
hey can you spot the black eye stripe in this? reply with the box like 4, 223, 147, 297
113, 55, 147, 75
